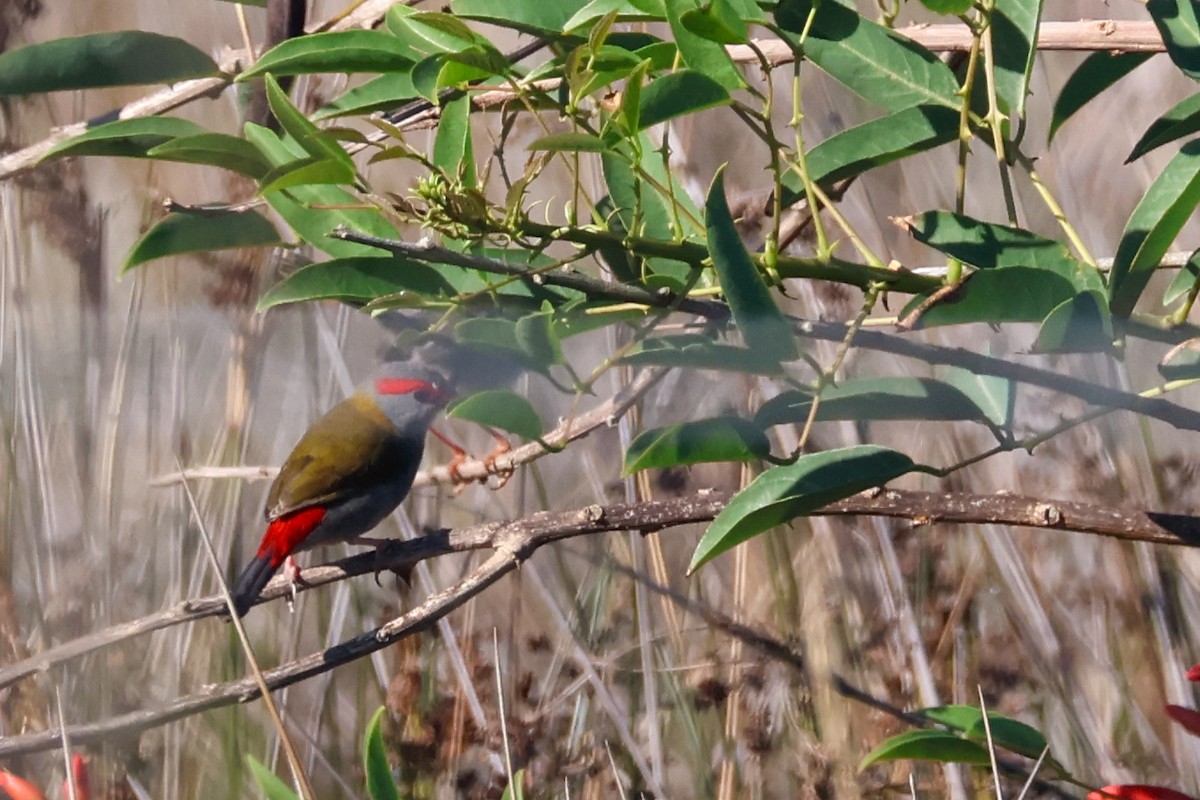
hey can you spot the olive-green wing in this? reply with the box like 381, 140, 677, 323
265, 393, 401, 519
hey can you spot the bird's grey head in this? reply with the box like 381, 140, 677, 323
366, 361, 453, 438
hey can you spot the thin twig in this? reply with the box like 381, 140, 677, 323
794, 318, 1200, 432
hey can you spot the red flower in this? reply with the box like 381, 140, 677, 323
0, 770, 46, 800
1088, 786, 1200, 800
1167, 705, 1200, 739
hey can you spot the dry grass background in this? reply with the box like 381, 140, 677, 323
3, 0, 1200, 798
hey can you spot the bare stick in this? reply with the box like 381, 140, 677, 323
2, 487, 1198, 751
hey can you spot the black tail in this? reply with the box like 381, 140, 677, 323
230, 554, 277, 618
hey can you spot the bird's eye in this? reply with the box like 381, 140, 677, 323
414, 384, 440, 404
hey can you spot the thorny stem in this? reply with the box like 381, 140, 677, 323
949, 12, 986, 284
979, 0, 1018, 225
789, 62, 831, 256
931, 376, 1200, 476
797, 281, 887, 450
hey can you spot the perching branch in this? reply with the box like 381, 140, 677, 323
1, 486, 1197, 755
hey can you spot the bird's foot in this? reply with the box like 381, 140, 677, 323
282, 556, 309, 613
481, 431, 514, 489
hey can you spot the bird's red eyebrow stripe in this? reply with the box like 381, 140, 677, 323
375, 377, 436, 396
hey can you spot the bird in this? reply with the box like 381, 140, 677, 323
229, 359, 452, 617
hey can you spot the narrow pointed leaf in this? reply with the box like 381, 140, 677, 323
123, 211, 283, 272
690, 445, 915, 572
665, 0, 745, 89
448, 390, 544, 440
899, 268, 1079, 329
246, 756, 300, 800
433, 94, 475, 186
754, 378, 991, 426
898, 210, 1101, 289
1128, 92, 1200, 162
363, 707, 401, 800
259, 156, 357, 194
622, 335, 788, 374
146, 133, 271, 178
1109, 139, 1200, 317
265, 74, 355, 170
991, 0, 1042, 122
0, 32, 217, 95
1158, 337, 1200, 380
1163, 247, 1200, 306
781, 104, 957, 206
940, 367, 1015, 428
1049, 52, 1152, 143
257, 256, 454, 310
705, 166, 798, 362
314, 73, 420, 120
240, 30, 416, 80
680, 0, 748, 45
43, 117, 208, 161
450, 0, 594, 35
859, 730, 990, 770
529, 132, 611, 152
638, 69, 731, 129
624, 416, 771, 474
775, 0, 959, 111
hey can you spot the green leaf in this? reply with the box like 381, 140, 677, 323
259, 156, 357, 194
245, 123, 399, 258
1164, 247, 1200, 306
918, 0, 972, 13
123, 211, 283, 272
859, 730, 990, 770
753, 378, 993, 426
500, 768, 527, 800
899, 210, 1099, 288
919, 706, 1050, 760
145, 133, 271, 179
42, 117, 208, 161
775, 0, 959, 111
450, 0, 593, 35
680, 0, 748, 45
363, 707, 401, 800
434, 94, 476, 187
690, 445, 915, 572
0, 31, 218, 95
265, 74, 355, 171
706, 166, 798, 362
1109, 139, 1200, 317
315, 73, 420, 120
1160, 337, 1200, 380
622, 335, 785, 374
1128, 92, 1200, 162
940, 367, 1015, 428
665, 0, 745, 90
240, 31, 416, 81
256, 256, 454, 310
515, 308, 563, 367
900, 268, 1080, 329
1049, 52, 1152, 143
991, 0, 1042, 124
529, 132, 611, 152
246, 755, 300, 800
448, 390, 544, 439
791, 104, 957, 197
564, 0, 664, 32
1148, 0, 1200, 81
624, 416, 771, 474
1033, 290, 1113, 353
393, 10, 492, 54
638, 69, 731, 129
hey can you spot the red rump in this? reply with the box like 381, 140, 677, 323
376, 377, 436, 396
257, 506, 327, 567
